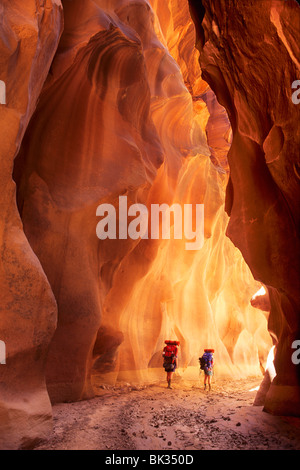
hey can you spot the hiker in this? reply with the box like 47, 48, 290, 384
162, 340, 180, 389
199, 349, 214, 391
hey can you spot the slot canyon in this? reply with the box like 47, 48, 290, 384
0, 0, 299, 451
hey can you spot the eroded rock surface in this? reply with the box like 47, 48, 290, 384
0, 0, 63, 450
188, 0, 300, 415
14, 0, 269, 403
1, 0, 298, 450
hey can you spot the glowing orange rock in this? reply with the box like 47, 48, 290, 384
188, 0, 300, 415
1, 0, 288, 450
15, 0, 272, 404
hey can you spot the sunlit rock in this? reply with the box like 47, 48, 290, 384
1, 0, 297, 449
188, 0, 300, 415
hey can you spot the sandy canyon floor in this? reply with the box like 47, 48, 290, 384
35, 377, 300, 451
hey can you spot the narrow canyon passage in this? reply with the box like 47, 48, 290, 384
0, 0, 299, 451
35, 378, 300, 451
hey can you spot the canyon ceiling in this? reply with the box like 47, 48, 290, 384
0, 0, 299, 450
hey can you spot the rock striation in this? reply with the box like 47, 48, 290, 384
188, 0, 300, 415
1, 0, 298, 450
0, 0, 63, 449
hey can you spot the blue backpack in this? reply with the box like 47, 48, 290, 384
199, 351, 213, 370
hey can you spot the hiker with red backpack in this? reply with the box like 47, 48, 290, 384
199, 349, 214, 391
162, 340, 180, 389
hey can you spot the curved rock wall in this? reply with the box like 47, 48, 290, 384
1, 0, 296, 449
188, 0, 300, 415
14, 1, 269, 402
0, 0, 63, 450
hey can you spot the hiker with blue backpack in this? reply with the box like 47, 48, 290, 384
199, 349, 214, 391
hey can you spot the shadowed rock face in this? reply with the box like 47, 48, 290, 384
188, 0, 300, 415
0, 0, 63, 450
0, 0, 298, 450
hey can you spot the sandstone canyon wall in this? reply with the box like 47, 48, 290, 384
188, 0, 300, 416
0, 0, 63, 450
0, 0, 298, 450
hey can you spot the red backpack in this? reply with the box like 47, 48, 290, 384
163, 340, 180, 368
